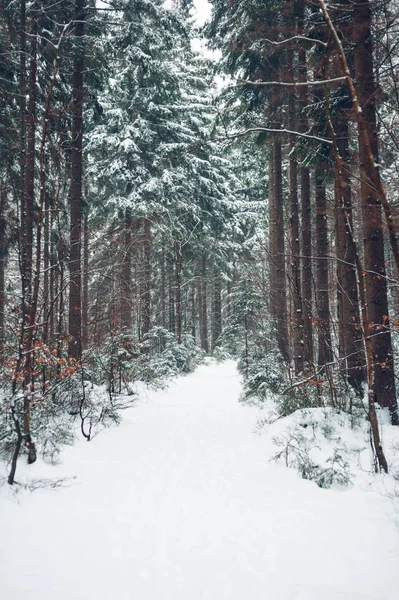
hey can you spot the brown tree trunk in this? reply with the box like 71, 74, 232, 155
315, 166, 333, 368
21, 4, 38, 467
353, 1, 398, 424
49, 203, 57, 344
271, 130, 289, 363
212, 269, 222, 353
121, 207, 132, 332
287, 47, 304, 374
161, 239, 166, 329
0, 186, 6, 347
198, 254, 209, 353
140, 219, 151, 339
68, 0, 85, 360
43, 191, 50, 342
335, 116, 366, 391
175, 241, 182, 344
168, 252, 175, 335
190, 284, 196, 341
297, 3, 314, 369
82, 208, 89, 349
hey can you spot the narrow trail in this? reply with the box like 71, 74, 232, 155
1, 361, 399, 600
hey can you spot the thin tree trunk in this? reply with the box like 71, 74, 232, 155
21, 4, 38, 467
198, 254, 208, 353
271, 130, 289, 363
315, 166, 333, 368
190, 284, 196, 341
175, 241, 182, 344
140, 219, 151, 339
121, 207, 132, 332
212, 269, 222, 353
298, 3, 313, 368
161, 239, 166, 329
82, 208, 89, 349
168, 252, 175, 335
0, 186, 6, 346
49, 203, 57, 344
68, 0, 85, 360
43, 191, 50, 341
287, 47, 304, 374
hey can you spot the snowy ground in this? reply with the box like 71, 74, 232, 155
1, 361, 399, 600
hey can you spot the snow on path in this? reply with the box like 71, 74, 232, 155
1, 361, 399, 600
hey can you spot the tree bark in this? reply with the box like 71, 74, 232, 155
140, 218, 151, 339
121, 207, 132, 332
315, 166, 333, 368
82, 208, 89, 349
287, 47, 304, 374
198, 254, 208, 353
68, 0, 85, 360
297, 2, 313, 369
335, 115, 366, 391
175, 240, 182, 344
0, 186, 6, 346
353, 0, 398, 424
212, 269, 222, 353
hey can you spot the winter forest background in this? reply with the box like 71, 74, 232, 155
1, 0, 399, 489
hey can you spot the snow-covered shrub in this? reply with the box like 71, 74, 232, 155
86, 332, 141, 393
139, 327, 204, 384
0, 385, 75, 466
212, 346, 233, 362
269, 408, 360, 489
237, 346, 285, 400
276, 381, 327, 417
30, 394, 75, 463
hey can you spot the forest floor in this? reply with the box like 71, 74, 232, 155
1, 360, 399, 600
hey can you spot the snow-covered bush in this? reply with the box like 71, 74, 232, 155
237, 346, 286, 399
86, 328, 203, 392
0, 385, 75, 466
268, 408, 365, 488
139, 327, 204, 384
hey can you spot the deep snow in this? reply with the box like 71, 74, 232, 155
1, 361, 399, 600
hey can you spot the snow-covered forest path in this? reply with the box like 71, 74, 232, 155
1, 361, 399, 600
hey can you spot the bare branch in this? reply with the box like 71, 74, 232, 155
217, 127, 333, 145
235, 76, 347, 88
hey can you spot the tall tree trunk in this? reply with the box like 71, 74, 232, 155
315, 166, 333, 368
121, 207, 132, 332
0, 186, 6, 346
161, 239, 166, 329
82, 208, 89, 349
68, 0, 85, 360
140, 219, 151, 339
21, 4, 38, 467
212, 269, 222, 353
198, 254, 208, 353
190, 284, 196, 341
175, 240, 182, 344
298, 3, 314, 368
43, 191, 50, 341
168, 252, 175, 335
270, 130, 289, 363
335, 115, 366, 391
353, 0, 398, 424
287, 47, 304, 374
